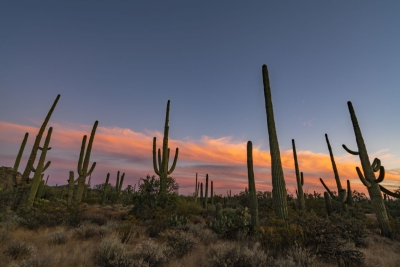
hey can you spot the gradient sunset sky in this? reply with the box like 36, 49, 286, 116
1, 1, 400, 196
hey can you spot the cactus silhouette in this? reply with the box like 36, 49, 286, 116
320, 134, 349, 212
262, 64, 288, 222
292, 139, 305, 210
247, 141, 259, 227
102, 173, 110, 206
75, 121, 98, 203
11, 133, 28, 195
27, 127, 52, 207
343, 101, 395, 237
152, 100, 179, 195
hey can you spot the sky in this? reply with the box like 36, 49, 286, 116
1, 1, 400, 196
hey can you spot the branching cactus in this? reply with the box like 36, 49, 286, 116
14, 95, 60, 209
292, 139, 305, 210
343, 101, 399, 237
153, 100, 179, 195
247, 141, 259, 227
102, 173, 110, 206
262, 65, 288, 223
320, 134, 349, 212
75, 121, 98, 203
27, 127, 53, 207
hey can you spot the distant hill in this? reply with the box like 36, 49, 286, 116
0, 166, 21, 190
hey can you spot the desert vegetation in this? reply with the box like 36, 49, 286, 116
1, 65, 400, 267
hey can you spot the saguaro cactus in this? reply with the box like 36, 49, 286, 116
211, 181, 214, 206
75, 121, 98, 203
262, 64, 288, 222
11, 133, 29, 193
14, 94, 60, 209
292, 139, 305, 210
67, 171, 75, 206
152, 100, 179, 195
102, 173, 110, 206
27, 127, 52, 207
324, 192, 333, 216
320, 134, 349, 211
247, 141, 259, 227
194, 173, 198, 203
116, 172, 125, 201
342, 101, 400, 237
205, 174, 209, 208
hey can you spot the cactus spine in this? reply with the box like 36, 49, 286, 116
292, 139, 305, 210
75, 120, 98, 203
102, 173, 110, 206
247, 141, 259, 228
262, 64, 288, 222
27, 127, 52, 207
152, 100, 179, 195
343, 101, 392, 237
320, 134, 348, 211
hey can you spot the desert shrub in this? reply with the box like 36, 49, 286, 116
4, 240, 35, 260
75, 223, 106, 239
82, 213, 108, 226
96, 236, 131, 267
47, 229, 69, 245
200, 242, 270, 267
209, 206, 251, 239
118, 221, 136, 244
0, 229, 10, 244
131, 239, 171, 267
272, 245, 320, 267
160, 230, 197, 258
187, 223, 218, 245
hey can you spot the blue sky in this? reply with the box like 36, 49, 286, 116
1, 1, 400, 195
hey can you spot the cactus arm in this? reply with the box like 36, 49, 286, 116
78, 135, 87, 176
87, 162, 96, 176
12, 132, 29, 189
342, 144, 359, 155
379, 185, 400, 198
326, 134, 343, 191
42, 161, 51, 172
28, 159, 37, 172
375, 166, 385, 183
319, 178, 336, 199
152, 137, 160, 175
356, 167, 371, 187
168, 148, 179, 174
372, 158, 381, 172
82, 121, 98, 174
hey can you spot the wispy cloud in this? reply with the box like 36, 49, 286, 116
1, 120, 399, 195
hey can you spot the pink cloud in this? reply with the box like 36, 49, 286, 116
1, 120, 399, 196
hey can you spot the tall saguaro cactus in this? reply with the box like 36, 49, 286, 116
292, 139, 305, 210
247, 141, 259, 227
11, 133, 29, 193
152, 100, 179, 195
205, 174, 209, 208
262, 64, 288, 222
27, 127, 53, 207
75, 121, 98, 203
14, 94, 60, 209
320, 134, 349, 211
343, 101, 396, 237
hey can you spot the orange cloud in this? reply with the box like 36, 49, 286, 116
1, 120, 399, 196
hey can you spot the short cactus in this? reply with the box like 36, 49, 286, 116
101, 173, 110, 206
292, 139, 305, 210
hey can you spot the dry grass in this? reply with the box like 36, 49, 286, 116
1, 204, 400, 267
